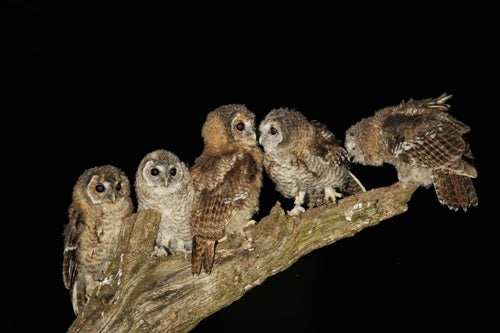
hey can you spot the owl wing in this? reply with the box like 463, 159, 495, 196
191, 150, 260, 274
191, 150, 257, 239
309, 120, 350, 166
63, 205, 85, 290
305, 120, 365, 193
382, 100, 475, 176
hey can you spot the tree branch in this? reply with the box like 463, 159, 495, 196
68, 182, 417, 333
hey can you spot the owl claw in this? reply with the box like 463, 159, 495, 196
324, 187, 343, 204
287, 205, 305, 216
244, 219, 257, 228
151, 245, 169, 258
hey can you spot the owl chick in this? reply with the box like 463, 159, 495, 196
259, 108, 366, 216
63, 165, 133, 315
135, 149, 194, 255
191, 104, 263, 274
345, 94, 478, 211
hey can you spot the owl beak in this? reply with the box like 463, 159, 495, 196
164, 178, 169, 187
258, 135, 263, 145
251, 131, 257, 142
111, 192, 116, 204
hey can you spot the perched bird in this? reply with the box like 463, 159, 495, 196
345, 94, 478, 211
259, 108, 365, 216
135, 149, 194, 255
191, 104, 263, 274
63, 165, 133, 315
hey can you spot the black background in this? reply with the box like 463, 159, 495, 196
3, 2, 498, 332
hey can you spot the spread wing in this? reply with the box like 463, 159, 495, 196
191, 150, 259, 240
382, 95, 475, 176
62, 205, 85, 290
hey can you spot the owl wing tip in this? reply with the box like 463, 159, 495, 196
191, 236, 216, 275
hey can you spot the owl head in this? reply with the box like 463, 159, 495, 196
201, 104, 257, 149
258, 108, 312, 152
135, 149, 190, 198
345, 117, 384, 166
74, 165, 131, 208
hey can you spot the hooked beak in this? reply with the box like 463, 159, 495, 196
258, 135, 263, 145
164, 177, 169, 187
111, 192, 116, 204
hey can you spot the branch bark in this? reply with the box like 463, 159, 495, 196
68, 182, 417, 333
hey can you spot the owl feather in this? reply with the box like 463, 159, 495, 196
345, 94, 478, 211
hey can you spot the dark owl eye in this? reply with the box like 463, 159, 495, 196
115, 182, 122, 191
270, 127, 277, 135
236, 122, 245, 131
150, 168, 160, 176
95, 184, 105, 193
169, 167, 177, 176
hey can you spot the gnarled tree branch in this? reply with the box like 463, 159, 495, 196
68, 182, 417, 333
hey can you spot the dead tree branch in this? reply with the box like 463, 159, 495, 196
68, 182, 417, 333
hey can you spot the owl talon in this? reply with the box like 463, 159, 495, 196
324, 186, 343, 204
244, 219, 257, 228
151, 245, 169, 257
287, 205, 305, 216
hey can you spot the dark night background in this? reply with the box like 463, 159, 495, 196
3, 2, 498, 332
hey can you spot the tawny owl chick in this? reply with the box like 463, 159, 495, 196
259, 108, 365, 216
191, 104, 263, 274
63, 165, 133, 315
135, 149, 194, 255
345, 94, 478, 211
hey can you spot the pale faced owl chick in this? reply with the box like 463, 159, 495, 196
135, 149, 195, 255
63, 165, 133, 315
345, 94, 478, 211
191, 104, 263, 274
259, 108, 365, 216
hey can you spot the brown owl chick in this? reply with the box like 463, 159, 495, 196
191, 104, 263, 275
259, 108, 365, 216
63, 165, 133, 315
345, 94, 478, 211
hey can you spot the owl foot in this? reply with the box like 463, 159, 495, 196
287, 205, 305, 216
244, 219, 257, 228
288, 191, 306, 216
151, 245, 169, 257
174, 239, 192, 259
324, 186, 343, 204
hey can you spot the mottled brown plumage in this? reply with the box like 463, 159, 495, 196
191, 104, 263, 274
345, 94, 478, 211
259, 108, 365, 215
63, 165, 133, 315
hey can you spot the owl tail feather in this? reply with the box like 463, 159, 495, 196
191, 236, 216, 275
433, 171, 478, 212
345, 170, 366, 194
70, 281, 87, 316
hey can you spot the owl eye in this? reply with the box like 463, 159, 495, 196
150, 168, 160, 176
169, 167, 177, 176
95, 184, 105, 193
115, 182, 122, 191
236, 122, 245, 131
270, 127, 277, 135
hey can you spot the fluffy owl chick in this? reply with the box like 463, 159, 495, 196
191, 104, 263, 274
259, 108, 365, 216
63, 165, 133, 316
135, 149, 194, 255
345, 94, 478, 211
